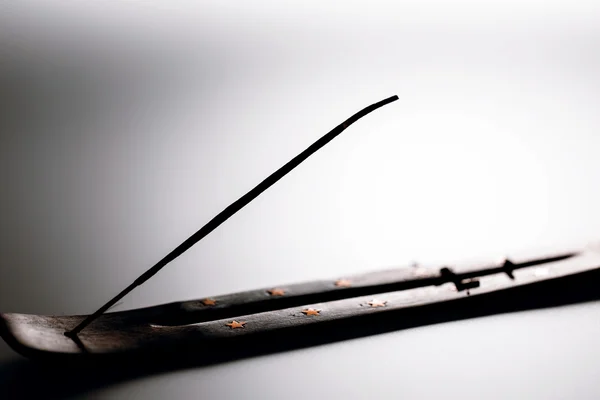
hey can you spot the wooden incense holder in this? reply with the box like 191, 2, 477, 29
2, 245, 600, 362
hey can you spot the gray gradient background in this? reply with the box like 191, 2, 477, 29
2, 1, 600, 398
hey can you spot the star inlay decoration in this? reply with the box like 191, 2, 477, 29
301, 308, 321, 316
225, 320, 247, 329
334, 279, 352, 288
367, 299, 388, 308
267, 288, 286, 296
200, 298, 217, 306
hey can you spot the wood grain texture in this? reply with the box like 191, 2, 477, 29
2, 245, 600, 362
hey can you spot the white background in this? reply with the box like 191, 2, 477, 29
1, 1, 600, 398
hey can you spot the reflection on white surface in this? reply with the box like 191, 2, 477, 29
1, 1, 600, 399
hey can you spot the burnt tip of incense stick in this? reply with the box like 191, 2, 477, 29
64, 95, 399, 338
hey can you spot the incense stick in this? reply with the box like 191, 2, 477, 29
65, 95, 399, 337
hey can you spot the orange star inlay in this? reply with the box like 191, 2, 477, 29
367, 299, 387, 308
334, 279, 352, 287
301, 308, 321, 316
225, 320, 247, 329
267, 288, 286, 296
200, 298, 217, 306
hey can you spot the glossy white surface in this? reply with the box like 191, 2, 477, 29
1, 1, 600, 398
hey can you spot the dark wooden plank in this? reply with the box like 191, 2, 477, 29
1, 245, 599, 361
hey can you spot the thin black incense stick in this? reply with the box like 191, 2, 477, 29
65, 95, 399, 337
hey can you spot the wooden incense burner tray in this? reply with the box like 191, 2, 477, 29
2, 245, 600, 363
